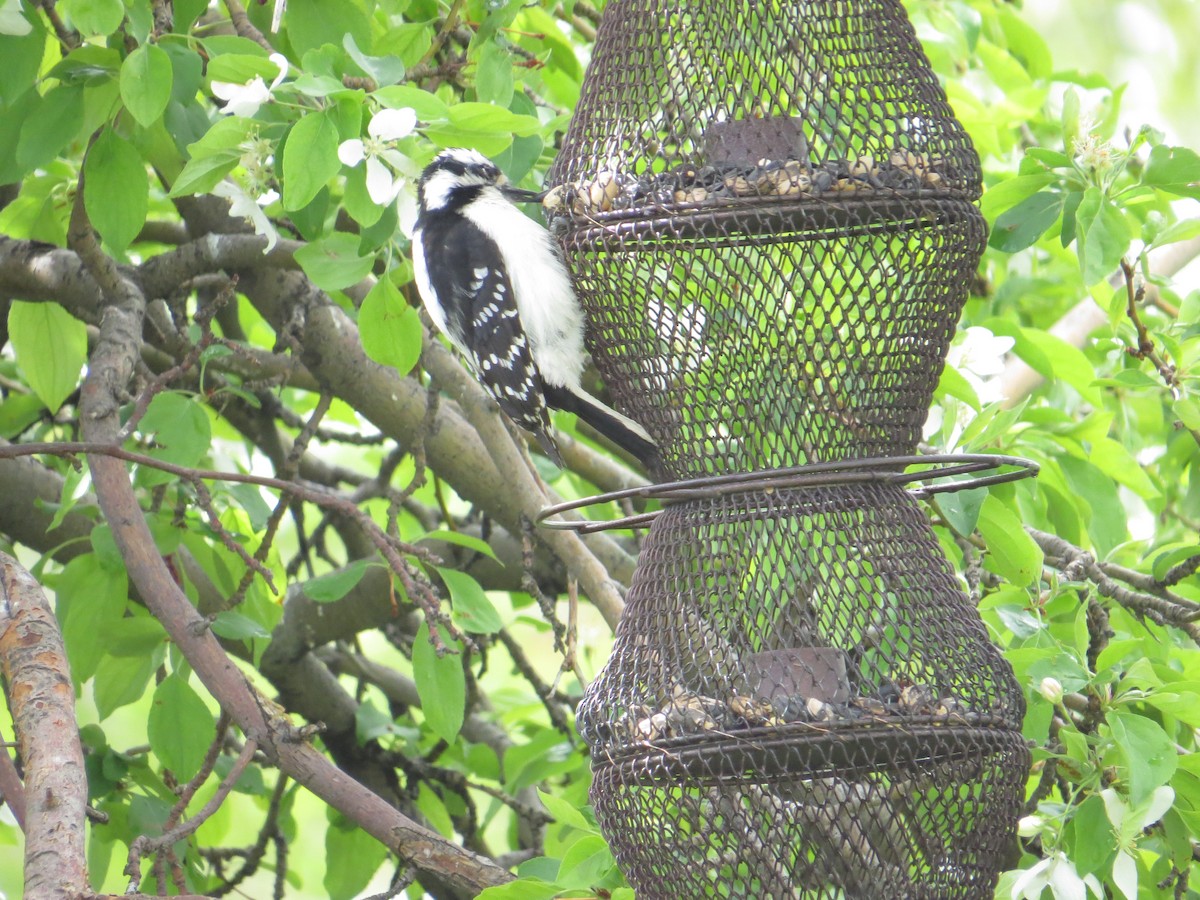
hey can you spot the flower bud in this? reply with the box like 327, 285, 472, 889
1016, 815, 1043, 837
1039, 677, 1064, 704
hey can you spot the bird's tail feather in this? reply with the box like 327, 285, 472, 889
543, 384, 659, 470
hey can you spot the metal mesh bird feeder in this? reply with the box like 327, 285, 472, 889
541, 0, 1034, 896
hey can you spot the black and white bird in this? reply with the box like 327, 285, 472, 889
411, 148, 657, 468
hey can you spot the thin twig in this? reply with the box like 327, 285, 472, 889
417, 0, 466, 67
126, 738, 260, 888
223, 0, 275, 52
496, 628, 574, 736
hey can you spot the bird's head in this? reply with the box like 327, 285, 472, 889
417, 148, 543, 214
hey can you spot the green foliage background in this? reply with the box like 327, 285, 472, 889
0, 0, 1197, 898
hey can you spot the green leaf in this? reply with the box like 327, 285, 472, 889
84, 128, 148, 253
59, 554, 129, 683
342, 162, 384, 228
1059, 455, 1129, 557
147, 675, 217, 780
932, 486, 986, 538
47, 44, 120, 85
556, 834, 617, 890
988, 190, 1062, 253
8, 300, 87, 413
979, 173, 1056, 220
293, 232, 375, 291
16, 83, 84, 170
282, 111, 341, 211
536, 788, 594, 833
417, 781, 455, 837
475, 40, 514, 107
356, 698, 404, 743
0, 12, 46, 104
210, 611, 271, 640
204, 53, 277, 85
343, 33, 405, 86
1109, 711, 1178, 806
93, 653, 156, 720
1074, 186, 1130, 286
1064, 794, 1116, 877
1089, 437, 1159, 500
1174, 398, 1200, 433
170, 116, 254, 197
135, 393, 212, 486
1143, 144, 1200, 199
977, 494, 1043, 586
505, 729, 578, 790
412, 622, 465, 742
0, 392, 46, 439
476, 879, 561, 900
419, 529, 499, 561
105, 616, 168, 657
1018, 328, 1103, 405
120, 43, 173, 126
358, 279, 423, 374
425, 103, 542, 156
323, 814, 389, 900
60, 0, 124, 35
437, 566, 503, 634
302, 559, 370, 603
374, 84, 449, 121
285, 0, 370, 57
226, 482, 272, 532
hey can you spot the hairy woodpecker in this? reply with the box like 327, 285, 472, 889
411, 148, 657, 468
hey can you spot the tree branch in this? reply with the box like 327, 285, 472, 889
74, 203, 512, 894
1029, 527, 1200, 643
996, 236, 1200, 406
0, 553, 88, 898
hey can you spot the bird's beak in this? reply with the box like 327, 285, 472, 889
499, 184, 548, 204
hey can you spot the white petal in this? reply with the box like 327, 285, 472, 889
212, 77, 269, 117
256, 189, 280, 207
246, 204, 280, 252
1046, 855, 1087, 900
1011, 857, 1051, 899
268, 52, 290, 89
396, 187, 419, 238
1110, 849, 1138, 900
1101, 788, 1128, 833
365, 156, 399, 204
338, 139, 366, 167
210, 80, 240, 101
369, 107, 417, 141
214, 181, 278, 252
213, 180, 252, 214
0, 0, 32, 35
1135, 785, 1175, 831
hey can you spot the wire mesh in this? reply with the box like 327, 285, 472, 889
548, 0, 1027, 894
577, 485, 1028, 897
549, 0, 986, 480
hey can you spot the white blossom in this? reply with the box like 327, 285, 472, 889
211, 53, 290, 117
924, 325, 1017, 444
213, 181, 280, 252
0, 0, 32, 35
946, 325, 1015, 402
1010, 851, 1102, 900
338, 108, 420, 228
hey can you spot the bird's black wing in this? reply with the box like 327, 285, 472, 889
420, 215, 559, 459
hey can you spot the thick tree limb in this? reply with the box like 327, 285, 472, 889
0, 553, 88, 900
